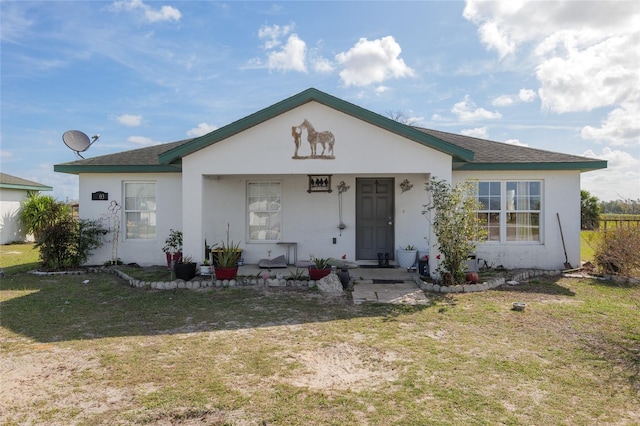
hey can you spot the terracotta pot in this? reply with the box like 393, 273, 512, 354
215, 266, 238, 280
308, 267, 331, 281
465, 272, 479, 284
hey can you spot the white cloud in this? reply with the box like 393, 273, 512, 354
536, 33, 640, 113
108, 0, 181, 23
258, 24, 295, 49
128, 136, 158, 146
463, 0, 639, 152
581, 147, 640, 200
312, 56, 334, 73
452, 95, 502, 122
581, 100, 640, 147
116, 114, 143, 127
518, 89, 536, 102
492, 95, 513, 107
266, 34, 307, 72
504, 138, 528, 147
1, 150, 13, 158
187, 122, 218, 138
335, 36, 414, 87
461, 127, 488, 139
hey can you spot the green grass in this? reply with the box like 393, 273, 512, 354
0, 242, 40, 274
2, 244, 639, 425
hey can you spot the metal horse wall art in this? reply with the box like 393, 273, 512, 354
292, 119, 335, 159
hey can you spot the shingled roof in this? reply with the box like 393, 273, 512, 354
0, 173, 53, 191
54, 139, 192, 174
416, 128, 606, 171
54, 88, 606, 174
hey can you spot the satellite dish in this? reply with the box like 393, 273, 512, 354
62, 130, 100, 159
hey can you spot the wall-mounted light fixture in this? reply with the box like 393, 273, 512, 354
400, 179, 413, 193
337, 180, 350, 193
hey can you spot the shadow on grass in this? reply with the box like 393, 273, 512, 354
492, 275, 577, 296
0, 271, 436, 343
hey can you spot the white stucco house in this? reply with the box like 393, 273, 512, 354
0, 173, 53, 244
54, 88, 606, 274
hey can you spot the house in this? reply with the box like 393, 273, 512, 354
54, 88, 606, 274
0, 173, 53, 244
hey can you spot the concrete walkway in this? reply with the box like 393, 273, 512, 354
351, 281, 430, 305
237, 263, 430, 305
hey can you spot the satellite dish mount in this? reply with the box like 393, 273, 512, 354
62, 130, 100, 159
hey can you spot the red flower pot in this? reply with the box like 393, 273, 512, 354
166, 252, 182, 269
308, 267, 331, 280
215, 267, 238, 280
465, 272, 479, 284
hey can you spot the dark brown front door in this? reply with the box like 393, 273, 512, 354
356, 178, 394, 260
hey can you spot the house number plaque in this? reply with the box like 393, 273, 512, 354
91, 191, 108, 201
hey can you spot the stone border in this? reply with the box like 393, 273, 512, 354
99, 267, 318, 291
415, 269, 562, 293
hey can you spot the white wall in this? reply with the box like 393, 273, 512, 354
78, 173, 182, 266
453, 170, 581, 270
197, 173, 435, 266
181, 101, 453, 267
0, 188, 30, 244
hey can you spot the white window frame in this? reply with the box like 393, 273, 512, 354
476, 180, 543, 244
247, 181, 282, 243
123, 181, 157, 240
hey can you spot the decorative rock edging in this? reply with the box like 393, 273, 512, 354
415, 269, 562, 293
99, 267, 318, 291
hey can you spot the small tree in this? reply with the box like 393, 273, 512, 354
581, 190, 600, 230
19, 191, 70, 240
423, 178, 487, 285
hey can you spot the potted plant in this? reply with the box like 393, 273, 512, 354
174, 254, 197, 281
163, 229, 183, 269
213, 239, 242, 280
308, 256, 331, 280
200, 257, 212, 276
396, 244, 418, 268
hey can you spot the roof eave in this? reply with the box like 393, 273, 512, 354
454, 161, 608, 172
0, 183, 53, 191
54, 164, 182, 175
159, 88, 475, 164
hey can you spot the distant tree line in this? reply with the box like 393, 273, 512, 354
599, 198, 640, 214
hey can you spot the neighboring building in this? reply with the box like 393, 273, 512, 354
54, 88, 606, 273
0, 173, 53, 244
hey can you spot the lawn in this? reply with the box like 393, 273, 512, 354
1, 246, 639, 424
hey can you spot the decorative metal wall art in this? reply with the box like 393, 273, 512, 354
292, 119, 336, 159
308, 175, 332, 193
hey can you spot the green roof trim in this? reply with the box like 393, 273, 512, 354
0, 173, 52, 191
158, 87, 475, 164
454, 161, 608, 172
53, 164, 182, 174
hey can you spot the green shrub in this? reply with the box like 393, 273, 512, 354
36, 217, 105, 270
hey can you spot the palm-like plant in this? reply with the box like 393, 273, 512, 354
19, 191, 70, 240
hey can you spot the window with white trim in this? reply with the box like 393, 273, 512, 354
124, 182, 156, 239
477, 181, 501, 241
247, 182, 281, 242
506, 181, 541, 241
475, 180, 542, 243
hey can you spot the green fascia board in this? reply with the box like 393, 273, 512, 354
54, 164, 182, 174
0, 183, 52, 191
158, 88, 475, 164
454, 160, 608, 172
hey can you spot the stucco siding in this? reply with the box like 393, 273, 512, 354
453, 170, 581, 270
0, 188, 29, 244
78, 173, 182, 266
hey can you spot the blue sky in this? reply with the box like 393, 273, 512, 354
2, 0, 638, 202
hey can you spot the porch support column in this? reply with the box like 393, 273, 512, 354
182, 170, 204, 264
